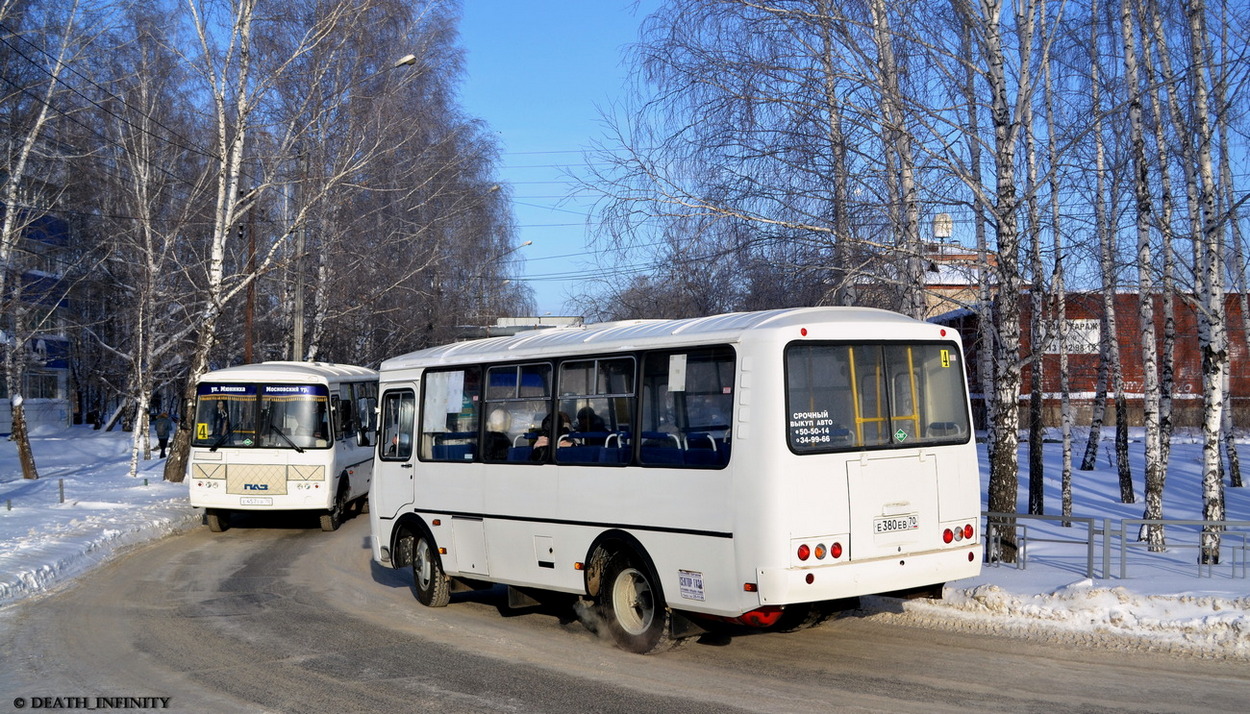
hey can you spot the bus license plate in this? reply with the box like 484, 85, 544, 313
240, 497, 272, 506
874, 514, 918, 534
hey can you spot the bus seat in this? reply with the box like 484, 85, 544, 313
641, 446, 683, 465
599, 447, 629, 464
508, 446, 532, 462
434, 443, 474, 461
686, 432, 717, 451
684, 449, 719, 466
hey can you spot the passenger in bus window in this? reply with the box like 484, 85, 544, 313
484, 409, 512, 461
531, 411, 572, 461
575, 406, 606, 436
213, 400, 230, 437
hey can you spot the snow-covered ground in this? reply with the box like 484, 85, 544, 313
2, 425, 1248, 658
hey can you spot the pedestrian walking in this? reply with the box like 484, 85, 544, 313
153, 412, 173, 458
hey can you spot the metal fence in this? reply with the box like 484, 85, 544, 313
981, 511, 1250, 580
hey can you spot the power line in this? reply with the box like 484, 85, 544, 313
0, 25, 219, 163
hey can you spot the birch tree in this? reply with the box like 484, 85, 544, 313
0, 0, 98, 479
1139, 0, 1178, 491
1120, 0, 1164, 547
162, 0, 268, 482
1041, 0, 1074, 520
1183, 0, 1228, 563
964, 0, 1037, 561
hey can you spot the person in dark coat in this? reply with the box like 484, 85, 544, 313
153, 412, 173, 458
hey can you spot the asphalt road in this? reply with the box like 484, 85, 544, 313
2, 512, 1248, 713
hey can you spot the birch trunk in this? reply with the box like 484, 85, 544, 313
1121, 0, 1164, 548
1183, 0, 1227, 563
981, 0, 1035, 563
1141, 0, 1177, 484
1041, 0, 1072, 520
868, 0, 923, 319
1213, 11, 1243, 489
817, 1, 854, 307
1024, 73, 1045, 516
958, 15, 996, 452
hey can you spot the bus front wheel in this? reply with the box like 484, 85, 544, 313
597, 551, 675, 654
413, 532, 451, 607
320, 483, 348, 532
205, 509, 229, 533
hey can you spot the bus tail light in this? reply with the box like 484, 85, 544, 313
794, 538, 846, 566
943, 523, 976, 544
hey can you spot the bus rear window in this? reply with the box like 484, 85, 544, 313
785, 343, 970, 453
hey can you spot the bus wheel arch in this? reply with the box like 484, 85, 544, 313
390, 514, 428, 569
584, 532, 678, 654
583, 530, 649, 599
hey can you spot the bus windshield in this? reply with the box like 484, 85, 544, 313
192, 383, 332, 449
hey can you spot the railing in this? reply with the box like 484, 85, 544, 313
1119, 518, 1250, 579
981, 512, 1250, 580
982, 511, 1110, 579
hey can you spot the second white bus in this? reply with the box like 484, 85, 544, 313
369, 307, 982, 652
187, 361, 378, 532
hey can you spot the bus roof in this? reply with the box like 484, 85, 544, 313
381, 306, 947, 372
198, 361, 378, 383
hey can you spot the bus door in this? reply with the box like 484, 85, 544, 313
374, 385, 417, 519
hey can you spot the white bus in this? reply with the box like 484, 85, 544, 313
369, 308, 981, 653
187, 361, 379, 532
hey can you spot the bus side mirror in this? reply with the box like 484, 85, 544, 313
357, 429, 371, 447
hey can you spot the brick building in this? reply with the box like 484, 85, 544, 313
935, 292, 1249, 428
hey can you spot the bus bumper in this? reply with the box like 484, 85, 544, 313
755, 545, 982, 605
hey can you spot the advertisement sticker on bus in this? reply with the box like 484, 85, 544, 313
679, 569, 705, 601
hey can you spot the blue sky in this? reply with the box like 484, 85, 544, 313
457, 1, 660, 316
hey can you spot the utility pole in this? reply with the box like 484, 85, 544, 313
292, 154, 305, 362
244, 187, 256, 363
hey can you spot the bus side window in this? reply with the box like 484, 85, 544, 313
331, 395, 344, 441
639, 347, 733, 467
420, 368, 480, 462
356, 381, 378, 447
485, 363, 552, 463
379, 389, 415, 461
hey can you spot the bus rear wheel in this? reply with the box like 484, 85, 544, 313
413, 532, 450, 607
598, 551, 675, 654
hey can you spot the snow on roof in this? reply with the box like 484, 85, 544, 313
380, 306, 930, 371
200, 361, 377, 382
